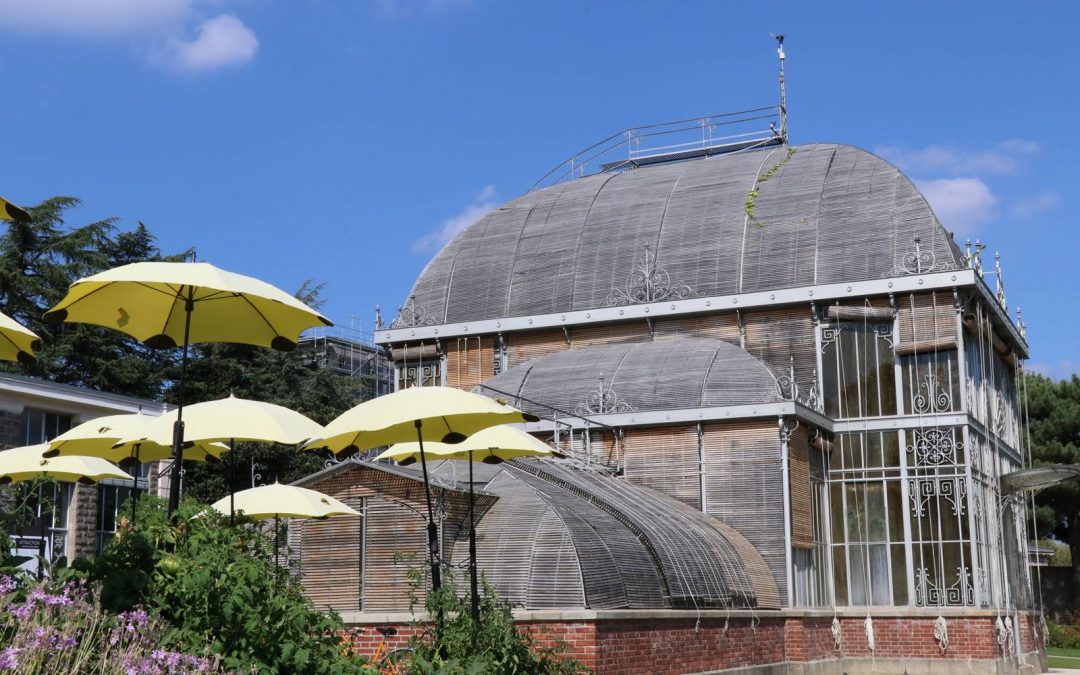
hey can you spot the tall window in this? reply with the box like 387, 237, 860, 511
821, 322, 897, 419
899, 350, 960, 415
397, 361, 441, 389
95, 484, 139, 554
827, 432, 907, 606
21, 409, 72, 445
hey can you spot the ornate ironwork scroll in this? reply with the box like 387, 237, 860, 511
606, 243, 696, 306
907, 429, 963, 466
915, 566, 973, 607
910, 477, 966, 519
576, 375, 634, 416
391, 295, 437, 328
886, 236, 957, 277
912, 370, 951, 414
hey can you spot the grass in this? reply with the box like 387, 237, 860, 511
1048, 647, 1080, 669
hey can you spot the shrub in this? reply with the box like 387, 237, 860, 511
93, 496, 374, 675
1048, 611, 1080, 649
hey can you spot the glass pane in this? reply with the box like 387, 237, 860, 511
883, 432, 901, 468
845, 485, 867, 543
864, 483, 887, 542
849, 546, 868, 606
891, 544, 908, 605
830, 484, 845, 544
832, 546, 848, 606
869, 544, 891, 605
865, 433, 883, 468
887, 481, 905, 543
100, 487, 117, 532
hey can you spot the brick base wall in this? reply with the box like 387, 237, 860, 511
341, 611, 1045, 674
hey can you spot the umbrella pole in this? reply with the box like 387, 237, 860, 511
37, 484, 45, 580
130, 445, 140, 526
469, 451, 479, 626
167, 293, 194, 518
414, 420, 441, 592
275, 516, 281, 567
229, 439, 236, 527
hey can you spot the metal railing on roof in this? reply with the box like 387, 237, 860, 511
528, 106, 784, 192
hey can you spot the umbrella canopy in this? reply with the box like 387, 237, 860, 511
115, 395, 324, 448
0, 196, 30, 222
208, 483, 358, 520
377, 425, 553, 465
0, 444, 130, 484
0, 311, 40, 365
42, 261, 331, 352
305, 386, 538, 453
47, 413, 227, 463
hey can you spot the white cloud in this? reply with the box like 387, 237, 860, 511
412, 186, 499, 253
1010, 191, 1061, 219
164, 14, 257, 73
878, 140, 1039, 177
916, 177, 999, 234
0, 0, 258, 72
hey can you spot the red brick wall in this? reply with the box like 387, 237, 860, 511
340, 613, 1043, 674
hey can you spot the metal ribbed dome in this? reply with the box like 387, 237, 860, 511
476, 338, 781, 416
403, 143, 959, 324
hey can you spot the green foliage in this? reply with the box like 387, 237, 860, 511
1048, 615, 1080, 649
0, 197, 186, 398
93, 496, 374, 674
743, 146, 796, 227
1024, 372, 1080, 604
404, 567, 584, 675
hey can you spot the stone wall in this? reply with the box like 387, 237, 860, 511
69, 482, 98, 560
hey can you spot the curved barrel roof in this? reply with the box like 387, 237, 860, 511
447, 460, 780, 610
476, 338, 782, 416
403, 143, 960, 325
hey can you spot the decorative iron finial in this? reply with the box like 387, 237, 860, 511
771, 33, 788, 143
995, 252, 1007, 309
1016, 306, 1027, 340
374, 305, 384, 331
886, 235, 957, 277
606, 243, 696, 306
576, 373, 634, 416
391, 295, 436, 329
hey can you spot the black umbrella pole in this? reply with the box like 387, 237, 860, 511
167, 299, 193, 518
469, 452, 479, 624
131, 446, 140, 526
415, 421, 441, 592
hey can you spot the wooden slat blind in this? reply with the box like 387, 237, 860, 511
788, 426, 813, 550
742, 307, 816, 397
571, 322, 650, 347
898, 291, 956, 348
506, 329, 566, 367
298, 509, 363, 612
701, 421, 787, 601
362, 498, 427, 611
652, 314, 740, 344
444, 336, 495, 391
623, 425, 700, 510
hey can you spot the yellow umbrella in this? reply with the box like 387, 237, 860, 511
115, 395, 324, 448
46, 412, 228, 524
208, 482, 359, 564
0, 196, 31, 223
304, 386, 537, 592
0, 311, 41, 365
0, 444, 130, 484
47, 413, 227, 463
43, 261, 331, 515
209, 482, 358, 521
378, 425, 552, 621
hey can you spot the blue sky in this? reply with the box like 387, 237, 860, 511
0, 0, 1075, 376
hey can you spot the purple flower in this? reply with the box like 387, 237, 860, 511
0, 646, 19, 670
0, 576, 15, 595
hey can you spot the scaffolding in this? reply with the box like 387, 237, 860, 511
298, 321, 393, 400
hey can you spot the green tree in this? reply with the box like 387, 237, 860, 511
0, 197, 186, 398
1025, 372, 1080, 606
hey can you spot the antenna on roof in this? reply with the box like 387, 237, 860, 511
770, 33, 789, 144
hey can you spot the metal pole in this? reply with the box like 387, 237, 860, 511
469, 451, 479, 624
275, 515, 280, 567
167, 290, 194, 517
131, 445, 140, 526
414, 420, 441, 592
774, 34, 788, 143
229, 439, 236, 527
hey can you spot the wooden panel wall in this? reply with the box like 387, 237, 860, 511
898, 291, 956, 347
652, 314, 740, 344
742, 307, 816, 394
622, 425, 701, 510
788, 425, 813, 550
701, 421, 787, 602
444, 336, 496, 391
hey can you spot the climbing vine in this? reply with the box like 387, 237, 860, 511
744, 146, 797, 227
